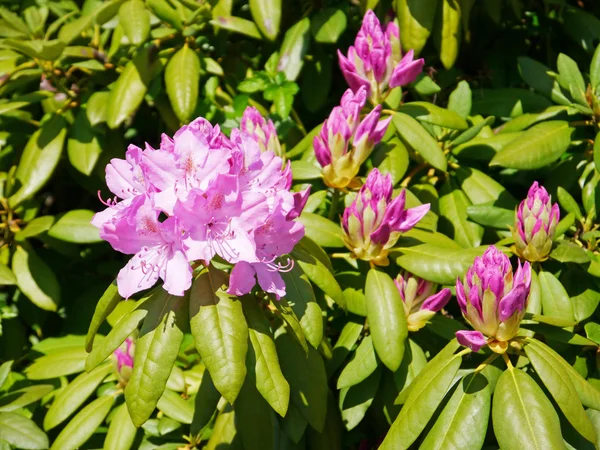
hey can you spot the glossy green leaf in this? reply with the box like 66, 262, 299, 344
12, 245, 60, 312
592, 43, 600, 90
557, 53, 586, 103
550, 241, 590, 264
399, 102, 468, 130
490, 121, 574, 169
165, 45, 201, 123
9, 115, 67, 207
278, 18, 311, 81
290, 160, 321, 180
0, 361, 12, 389
85, 281, 120, 352
466, 204, 514, 229
50, 395, 114, 450
1, 39, 64, 61
0, 263, 15, 286
307, 393, 343, 450
25, 347, 86, 379
44, 363, 112, 430
241, 296, 290, 417
292, 247, 344, 309
275, 330, 328, 432
191, 369, 221, 435
492, 368, 564, 450
106, 47, 155, 129
395, 0, 439, 55
298, 212, 344, 248
379, 340, 462, 449
337, 336, 378, 389
420, 373, 491, 450
272, 297, 308, 353
47, 209, 101, 243
557, 186, 583, 220
0, 384, 53, 413
456, 166, 516, 206
86, 91, 110, 126
104, 403, 137, 450
125, 292, 187, 426
311, 8, 346, 43
157, 389, 194, 424
119, 0, 149, 46
517, 57, 571, 105
447, 80, 472, 119
393, 339, 428, 403
235, 377, 276, 450
67, 109, 103, 176
439, 180, 483, 247
0, 412, 48, 450
539, 271, 575, 323
189, 269, 248, 405
434, 0, 461, 69
372, 137, 410, 186
147, 0, 182, 29
365, 270, 408, 372
326, 319, 363, 378
249, 0, 280, 40
452, 131, 520, 162
393, 112, 447, 171
211, 16, 261, 39
339, 367, 381, 431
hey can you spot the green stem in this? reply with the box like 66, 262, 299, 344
328, 189, 340, 221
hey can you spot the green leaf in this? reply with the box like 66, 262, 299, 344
396, 0, 440, 55
337, 336, 378, 389
12, 245, 60, 311
147, 0, 182, 29
525, 338, 596, 443
26, 347, 87, 379
393, 244, 486, 285
67, 109, 103, 176
0, 263, 15, 286
85, 281, 120, 352
434, 0, 461, 68
466, 204, 514, 229
326, 319, 363, 378
311, 8, 347, 43
365, 270, 408, 372
379, 340, 462, 450
9, 115, 67, 208
517, 57, 571, 105
249, 0, 281, 40
420, 373, 492, 450
372, 137, 410, 186
119, 0, 150, 46
539, 271, 575, 323
492, 368, 564, 450
47, 209, 101, 243
278, 18, 311, 81
272, 297, 308, 353
264, 81, 298, 118
0, 412, 48, 450
450, 117, 495, 148
189, 269, 248, 405
447, 80, 472, 119
290, 160, 321, 180
292, 248, 345, 310
106, 47, 155, 129
165, 45, 201, 123
86, 91, 110, 126
557, 53, 586, 102
557, 186, 583, 220
393, 339, 428, 403
0, 384, 54, 412
520, 323, 596, 346
550, 241, 590, 264
191, 369, 221, 435
439, 181, 483, 247
275, 329, 328, 432
399, 102, 468, 130
306, 393, 343, 450
235, 377, 276, 450
452, 131, 520, 162
241, 296, 290, 417
592, 44, 600, 90
50, 395, 114, 450
125, 292, 188, 426
392, 112, 447, 172
0, 361, 12, 388
472, 88, 553, 117
456, 166, 516, 207
490, 121, 574, 169
0, 39, 64, 61
211, 16, 261, 39
104, 403, 137, 450
44, 364, 112, 430
157, 389, 194, 424
339, 367, 381, 431
286, 123, 322, 158
298, 212, 344, 248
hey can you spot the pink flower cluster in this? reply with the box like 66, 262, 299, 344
92, 107, 309, 300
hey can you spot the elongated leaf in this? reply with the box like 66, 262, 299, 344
379, 340, 462, 449
211, 16, 261, 39
337, 336, 378, 389
298, 212, 344, 247
0, 263, 15, 286
106, 47, 155, 128
165, 45, 200, 123
0, 384, 53, 413
1, 39, 64, 61
447, 80, 472, 119
191, 369, 221, 435
278, 18, 311, 81
157, 389, 194, 424
339, 367, 381, 431
311, 8, 346, 44
250, 0, 280, 40
147, 0, 182, 29
393, 339, 428, 402
276, 330, 328, 432
290, 160, 321, 180
420, 372, 491, 450
235, 377, 276, 450
280, 264, 323, 349
365, 270, 408, 372
524, 338, 596, 443
0, 362, 12, 389
85, 281, 120, 352
9, 115, 67, 207
189, 269, 248, 405
47, 210, 101, 243
50, 395, 114, 450
399, 102, 468, 130
242, 296, 289, 417
12, 245, 60, 311
492, 368, 564, 450
292, 247, 344, 309
395, 0, 440, 55
372, 137, 410, 186
456, 166, 516, 207
466, 204, 514, 229
104, 403, 137, 450
272, 296, 308, 352
326, 319, 363, 378
119, 0, 149, 45
434, 0, 461, 69
0, 412, 48, 450
490, 121, 574, 169
125, 292, 187, 426
518, 57, 571, 105
44, 364, 112, 430
392, 112, 447, 171
67, 109, 103, 176
439, 181, 483, 247
538, 271, 574, 323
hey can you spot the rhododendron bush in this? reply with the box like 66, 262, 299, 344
4, 1, 600, 449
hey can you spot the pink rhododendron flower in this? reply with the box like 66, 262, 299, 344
92, 107, 308, 299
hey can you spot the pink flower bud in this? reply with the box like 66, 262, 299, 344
240, 106, 283, 157
455, 246, 531, 353
342, 169, 430, 265
114, 337, 135, 384
513, 182, 560, 262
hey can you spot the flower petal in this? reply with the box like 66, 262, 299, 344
456, 330, 487, 352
